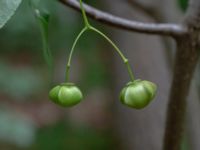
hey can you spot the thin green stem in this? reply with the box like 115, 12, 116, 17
89, 26, 135, 81
65, 27, 88, 82
79, 0, 90, 27
125, 61, 134, 82
41, 22, 52, 71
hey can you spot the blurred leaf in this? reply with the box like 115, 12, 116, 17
32, 122, 114, 150
30, 0, 41, 8
0, 61, 44, 100
78, 32, 111, 90
81, 61, 109, 90
0, 0, 79, 54
178, 0, 188, 12
0, 0, 22, 29
0, 108, 36, 148
181, 135, 189, 150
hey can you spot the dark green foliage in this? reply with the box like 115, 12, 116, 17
32, 122, 114, 150
178, 0, 188, 12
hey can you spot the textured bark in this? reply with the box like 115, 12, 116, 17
163, 35, 200, 150
163, 0, 200, 149
186, 81, 200, 150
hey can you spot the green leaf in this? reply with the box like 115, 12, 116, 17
0, 0, 22, 29
29, 0, 41, 8
178, 0, 188, 12
34, 9, 53, 82
35, 9, 52, 67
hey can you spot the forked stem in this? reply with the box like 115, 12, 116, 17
65, 0, 135, 82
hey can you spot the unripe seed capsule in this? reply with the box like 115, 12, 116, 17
120, 80, 157, 109
49, 83, 83, 107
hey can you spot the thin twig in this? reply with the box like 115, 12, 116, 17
59, 0, 188, 37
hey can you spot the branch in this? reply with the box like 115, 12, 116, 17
59, 0, 187, 37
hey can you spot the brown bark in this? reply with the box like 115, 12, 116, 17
164, 34, 200, 150
163, 0, 200, 149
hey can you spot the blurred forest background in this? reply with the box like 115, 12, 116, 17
0, 0, 200, 150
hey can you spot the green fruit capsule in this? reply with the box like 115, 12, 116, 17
120, 80, 157, 109
49, 83, 83, 107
